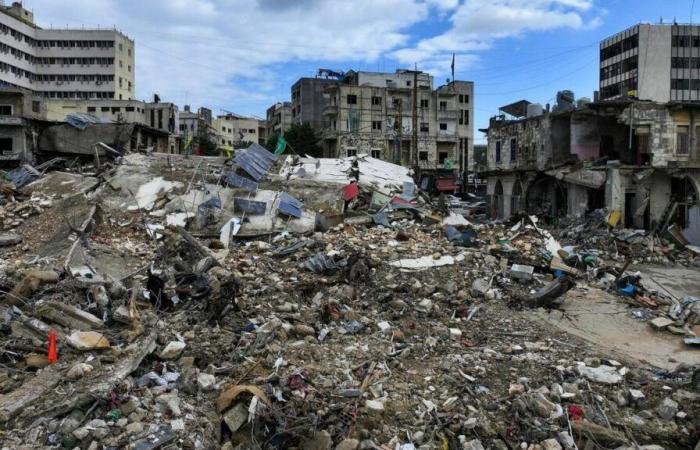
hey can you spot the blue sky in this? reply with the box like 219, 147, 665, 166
24, 0, 696, 143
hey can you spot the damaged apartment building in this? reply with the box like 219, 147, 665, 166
291, 69, 473, 191
481, 22, 700, 245
481, 96, 700, 245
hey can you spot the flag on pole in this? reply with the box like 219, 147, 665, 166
275, 134, 287, 155
451, 53, 455, 84
224, 144, 232, 158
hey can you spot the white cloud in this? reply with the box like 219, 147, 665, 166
392, 0, 600, 77
24, 0, 429, 114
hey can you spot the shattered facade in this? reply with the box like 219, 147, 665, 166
483, 99, 700, 245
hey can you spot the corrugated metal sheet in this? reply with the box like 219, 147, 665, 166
225, 172, 258, 192
234, 143, 277, 181
278, 192, 303, 218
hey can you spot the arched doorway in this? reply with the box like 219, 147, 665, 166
511, 181, 523, 216
493, 180, 504, 219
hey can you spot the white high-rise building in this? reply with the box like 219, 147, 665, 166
0, 1, 135, 101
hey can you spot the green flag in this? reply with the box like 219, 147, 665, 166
274, 135, 287, 155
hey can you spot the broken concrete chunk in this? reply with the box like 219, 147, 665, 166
577, 364, 623, 384
197, 372, 216, 391
9, 270, 59, 305
67, 363, 94, 380
656, 397, 679, 421
36, 300, 104, 330
0, 232, 22, 247
160, 341, 186, 359
222, 402, 248, 433
649, 317, 674, 330
66, 331, 110, 350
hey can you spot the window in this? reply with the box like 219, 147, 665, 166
510, 138, 517, 161
459, 111, 464, 125
0, 105, 12, 115
371, 96, 382, 106
458, 94, 463, 103
463, 95, 469, 104
419, 151, 428, 161
346, 149, 358, 157
0, 138, 12, 154
101, 106, 110, 112
125, 106, 135, 112
222, 126, 226, 131
371, 149, 381, 158
346, 94, 357, 105
406, 80, 411, 87
32, 101, 40, 113
438, 152, 449, 164
111, 107, 120, 113
463, 110, 469, 125
87, 106, 96, 112
439, 101, 447, 111
439, 123, 447, 131
119, 60, 123, 68
677, 125, 690, 154
128, 65, 131, 72
392, 98, 402, 107
420, 99, 429, 108
672, 79, 690, 90
420, 122, 429, 132
496, 141, 501, 162
372, 120, 382, 130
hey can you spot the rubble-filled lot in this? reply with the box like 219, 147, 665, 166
1, 151, 700, 450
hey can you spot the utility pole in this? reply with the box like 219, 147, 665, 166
411, 68, 418, 169
396, 96, 403, 165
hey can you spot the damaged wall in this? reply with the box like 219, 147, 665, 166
39, 123, 136, 155
486, 115, 550, 172
570, 112, 600, 161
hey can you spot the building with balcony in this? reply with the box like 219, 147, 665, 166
299, 69, 473, 187
0, 2, 135, 101
266, 101, 291, 139
213, 112, 260, 151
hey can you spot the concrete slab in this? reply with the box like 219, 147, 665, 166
533, 281, 700, 370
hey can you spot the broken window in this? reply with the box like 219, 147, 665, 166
439, 123, 447, 131
510, 139, 517, 161
101, 106, 110, 112
372, 120, 382, 131
419, 151, 428, 161
463, 110, 469, 125
87, 106, 96, 112
346, 148, 357, 157
439, 101, 447, 111
438, 151, 449, 164
672, 79, 690, 90
495, 141, 501, 162
32, 101, 40, 113
346, 94, 357, 105
420, 122, 429, 132
0, 105, 12, 115
371, 96, 382, 106
677, 125, 690, 154
371, 149, 381, 158
458, 94, 463, 103
420, 99, 429, 108
392, 98, 402, 108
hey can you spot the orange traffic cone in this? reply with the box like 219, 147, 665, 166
47, 330, 57, 364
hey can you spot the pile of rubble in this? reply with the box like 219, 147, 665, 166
0, 150, 699, 450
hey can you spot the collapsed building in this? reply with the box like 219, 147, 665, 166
480, 96, 700, 245
0, 87, 175, 167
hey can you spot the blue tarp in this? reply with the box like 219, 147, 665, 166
225, 172, 258, 193
234, 143, 277, 181
278, 192, 303, 218
3, 167, 38, 188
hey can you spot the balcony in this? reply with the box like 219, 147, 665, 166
323, 105, 338, 116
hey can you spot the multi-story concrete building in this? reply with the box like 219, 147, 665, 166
319, 70, 473, 180
291, 76, 337, 129
179, 105, 213, 144
600, 23, 700, 103
0, 2, 135, 101
257, 118, 267, 146
266, 101, 291, 138
213, 112, 259, 150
